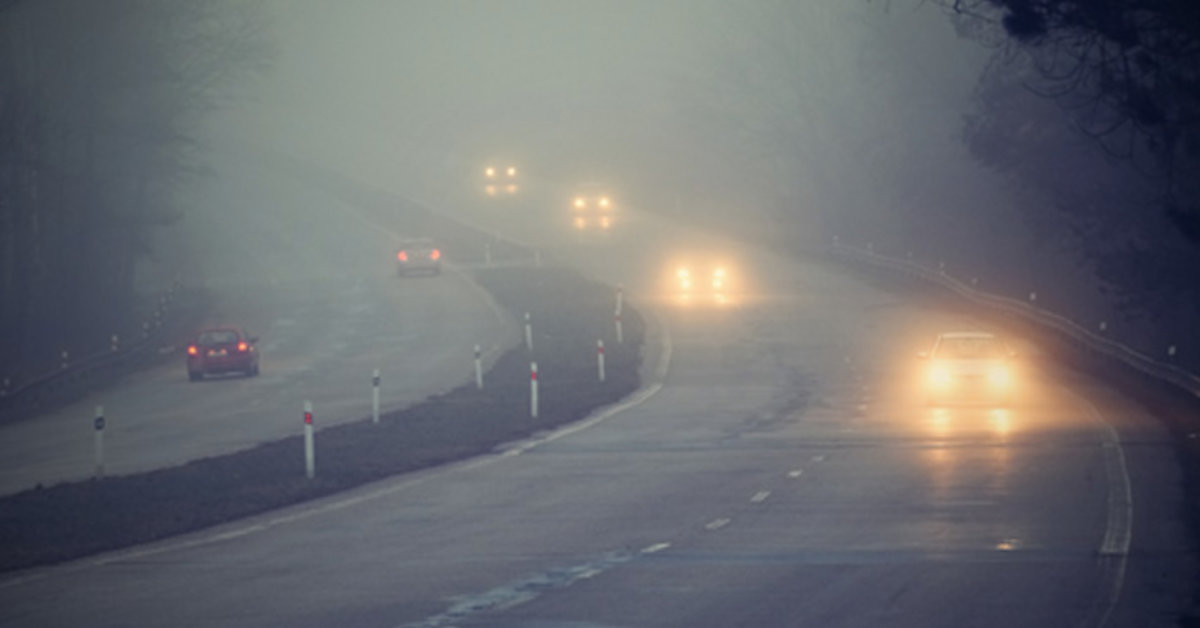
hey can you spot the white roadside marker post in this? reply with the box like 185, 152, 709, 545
615, 308, 623, 345
93, 405, 105, 479
474, 345, 484, 389
524, 312, 533, 353
530, 361, 539, 418
371, 369, 381, 424
597, 339, 606, 382
616, 284, 624, 315
110, 334, 119, 352
303, 401, 315, 480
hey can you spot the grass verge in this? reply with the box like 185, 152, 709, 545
0, 265, 643, 574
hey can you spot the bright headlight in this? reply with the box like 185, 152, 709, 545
485, 167, 496, 178
599, 197, 611, 208
573, 197, 586, 209
988, 365, 1011, 386
506, 166, 517, 177
929, 364, 952, 387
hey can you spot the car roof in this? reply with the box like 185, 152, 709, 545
938, 331, 996, 339
194, 327, 245, 337
398, 237, 434, 246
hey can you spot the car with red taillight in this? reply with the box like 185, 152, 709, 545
186, 327, 260, 381
396, 238, 442, 276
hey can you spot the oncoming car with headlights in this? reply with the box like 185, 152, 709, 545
671, 262, 733, 305
569, 189, 615, 231
919, 331, 1016, 405
483, 165, 518, 196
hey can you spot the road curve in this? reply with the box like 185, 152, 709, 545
0, 154, 515, 497
0, 175, 1191, 627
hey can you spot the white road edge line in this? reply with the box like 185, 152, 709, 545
705, 518, 731, 531
640, 543, 671, 555
1063, 386, 1133, 628
1, 309, 675, 590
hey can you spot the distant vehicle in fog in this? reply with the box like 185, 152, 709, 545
187, 327, 260, 381
569, 186, 615, 231
396, 238, 442, 276
919, 331, 1016, 406
483, 165, 518, 196
671, 261, 733, 305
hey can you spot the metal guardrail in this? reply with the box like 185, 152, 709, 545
0, 280, 184, 417
829, 240, 1200, 399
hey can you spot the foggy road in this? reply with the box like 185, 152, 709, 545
0, 177, 1188, 627
0, 154, 516, 497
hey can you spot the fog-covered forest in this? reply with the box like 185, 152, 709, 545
0, 0, 267, 377
2, 0, 1197, 382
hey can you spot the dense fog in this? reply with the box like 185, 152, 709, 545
3, 0, 1197, 378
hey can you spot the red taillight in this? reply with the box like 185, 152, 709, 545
430, 249, 441, 260
237, 342, 248, 352
187, 345, 197, 356
397, 250, 408, 262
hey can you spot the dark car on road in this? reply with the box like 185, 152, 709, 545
396, 238, 442, 276
186, 327, 260, 381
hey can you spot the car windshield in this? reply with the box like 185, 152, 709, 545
933, 336, 1005, 359
196, 330, 239, 346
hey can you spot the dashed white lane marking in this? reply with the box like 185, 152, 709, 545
750, 491, 771, 503
705, 518, 732, 531
811, 454, 825, 463
787, 469, 804, 478
640, 543, 671, 555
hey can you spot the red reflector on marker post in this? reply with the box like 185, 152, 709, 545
303, 401, 315, 479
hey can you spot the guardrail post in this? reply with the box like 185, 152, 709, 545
303, 401, 315, 479
530, 362, 539, 418
93, 405, 106, 479
371, 369, 381, 424
474, 345, 483, 389
597, 340, 606, 382
524, 312, 533, 352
